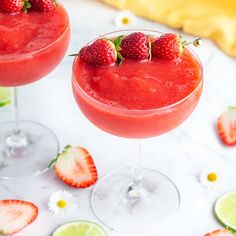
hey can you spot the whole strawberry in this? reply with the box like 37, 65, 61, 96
152, 33, 202, 60
0, 0, 31, 14
30, 0, 56, 12
152, 33, 184, 60
79, 39, 117, 66
120, 32, 150, 60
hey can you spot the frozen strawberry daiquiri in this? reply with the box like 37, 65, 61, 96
0, 1, 69, 86
73, 36, 202, 138
0, 0, 70, 179
72, 30, 203, 233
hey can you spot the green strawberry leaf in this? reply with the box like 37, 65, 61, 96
114, 36, 124, 65
23, 0, 31, 13
48, 153, 60, 168
117, 52, 123, 65
114, 35, 123, 48
48, 145, 72, 168
64, 145, 72, 151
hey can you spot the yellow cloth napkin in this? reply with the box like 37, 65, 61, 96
102, 0, 236, 57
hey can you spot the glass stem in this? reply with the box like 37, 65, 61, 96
127, 139, 143, 199
133, 139, 142, 183
5, 87, 28, 156
10, 87, 21, 132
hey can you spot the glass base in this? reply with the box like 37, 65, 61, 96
0, 120, 59, 179
91, 168, 180, 234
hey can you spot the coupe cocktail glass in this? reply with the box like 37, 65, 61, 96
0, 2, 70, 179
72, 30, 203, 233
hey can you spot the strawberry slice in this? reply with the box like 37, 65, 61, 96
217, 107, 236, 146
204, 229, 234, 236
50, 145, 98, 188
0, 200, 38, 235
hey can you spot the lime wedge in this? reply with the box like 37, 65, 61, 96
52, 221, 107, 236
215, 190, 236, 231
0, 87, 10, 107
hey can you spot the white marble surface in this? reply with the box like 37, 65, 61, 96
1, 0, 236, 235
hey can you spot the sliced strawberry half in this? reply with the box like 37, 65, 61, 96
0, 199, 38, 235
50, 145, 98, 188
204, 229, 234, 236
217, 107, 236, 146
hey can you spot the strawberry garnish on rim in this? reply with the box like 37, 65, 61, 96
78, 38, 117, 66
0, 0, 31, 14
217, 106, 236, 146
49, 145, 98, 188
29, 0, 57, 12
71, 32, 202, 65
152, 33, 202, 60
204, 229, 235, 236
120, 32, 150, 60
0, 199, 38, 235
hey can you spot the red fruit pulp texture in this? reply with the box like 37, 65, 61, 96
72, 48, 203, 138
0, 4, 70, 87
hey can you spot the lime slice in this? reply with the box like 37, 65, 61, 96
0, 87, 10, 107
215, 190, 236, 231
52, 221, 107, 236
